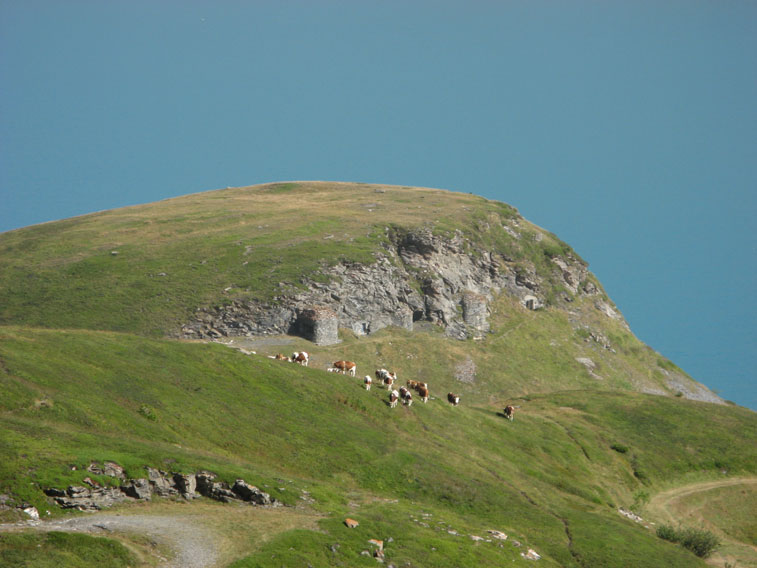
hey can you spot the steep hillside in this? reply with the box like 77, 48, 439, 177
0, 181, 752, 567
0, 181, 720, 402
1, 327, 756, 567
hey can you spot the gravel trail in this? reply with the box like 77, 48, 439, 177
0, 513, 220, 568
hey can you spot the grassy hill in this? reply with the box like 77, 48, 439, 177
0, 182, 754, 567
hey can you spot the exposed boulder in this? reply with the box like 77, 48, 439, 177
173, 472, 197, 498
147, 467, 179, 497
232, 480, 273, 505
121, 478, 151, 500
44, 485, 126, 511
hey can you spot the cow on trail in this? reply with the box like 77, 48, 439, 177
364, 375, 372, 390
504, 405, 516, 421
291, 351, 309, 366
333, 360, 357, 376
447, 392, 460, 406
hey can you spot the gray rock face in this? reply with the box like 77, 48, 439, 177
121, 478, 152, 500
44, 485, 127, 511
181, 228, 604, 343
231, 480, 273, 505
173, 473, 197, 498
44, 463, 278, 511
147, 467, 180, 497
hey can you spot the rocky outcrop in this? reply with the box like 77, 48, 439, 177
181, 227, 610, 343
44, 462, 276, 511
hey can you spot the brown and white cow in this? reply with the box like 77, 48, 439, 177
389, 389, 399, 408
291, 351, 309, 366
333, 360, 357, 376
363, 375, 372, 390
399, 386, 409, 400
504, 405, 516, 421
273, 353, 289, 361
417, 385, 429, 403
403, 390, 413, 407
447, 392, 460, 406
407, 379, 418, 390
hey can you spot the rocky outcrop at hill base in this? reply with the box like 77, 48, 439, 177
43, 462, 276, 511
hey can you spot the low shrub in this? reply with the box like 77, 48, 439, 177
656, 524, 720, 558
610, 443, 628, 453
656, 524, 680, 542
680, 527, 720, 558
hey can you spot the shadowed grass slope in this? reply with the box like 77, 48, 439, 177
1, 327, 755, 566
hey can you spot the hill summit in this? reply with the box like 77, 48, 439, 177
0, 181, 721, 403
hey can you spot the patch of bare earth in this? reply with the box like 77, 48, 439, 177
0, 501, 323, 568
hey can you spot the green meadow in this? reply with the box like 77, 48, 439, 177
1, 182, 755, 567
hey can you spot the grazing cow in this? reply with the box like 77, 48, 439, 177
399, 386, 409, 400
364, 375, 372, 390
376, 368, 389, 380
404, 391, 413, 407
447, 392, 460, 406
333, 360, 357, 376
504, 405, 516, 421
417, 385, 429, 403
384, 375, 394, 390
416, 382, 428, 391
389, 389, 399, 408
407, 379, 418, 390
291, 351, 309, 366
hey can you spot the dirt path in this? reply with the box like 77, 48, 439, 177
0, 513, 219, 568
647, 477, 757, 567
647, 477, 757, 523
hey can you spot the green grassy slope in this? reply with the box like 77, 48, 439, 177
0, 181, 704, 401
0, 182, 574, 337
2, 326, 755, 567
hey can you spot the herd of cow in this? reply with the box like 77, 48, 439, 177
267, 350, 516, 420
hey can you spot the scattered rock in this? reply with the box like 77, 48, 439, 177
22, 506, 39, 520
454, 357, 476, 384
487, 530, 508, 540
618, 507, 643, 523
522, 548, 541, 560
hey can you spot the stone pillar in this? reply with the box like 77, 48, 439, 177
297, 307, 339, 345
